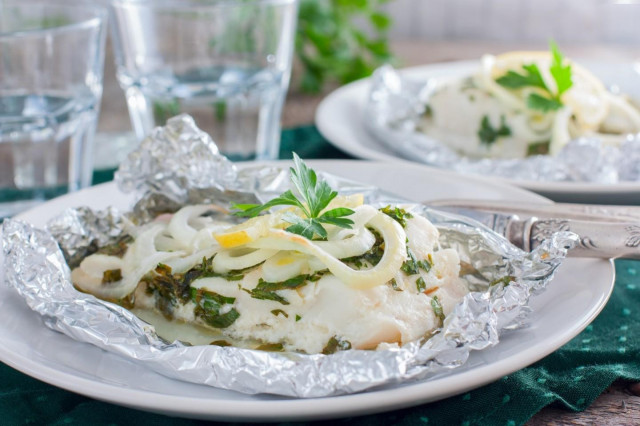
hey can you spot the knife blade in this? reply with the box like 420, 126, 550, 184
433, 206, 640, 259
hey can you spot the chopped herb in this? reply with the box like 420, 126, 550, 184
143, 263, 184, 318
526, 140, 550, 156
400, 246, 433, 277
308, 270, 328, 281
141, 260, 242, 327
191, 287, 239, 329
249, 288, 290, 305
416, 276, 426, 292
489, 276, 515, 287
96, 235, 133, 258
478, 115, 512, 146
431, 296, 445, 324
295, 314, 302, 322
101, 269, 122, 284
271, 309, 289, 318
495, 40, 573, 113
249, 274, 310, 305
417, 258, 432, 273
210, 340, 232, 347
322, 336, 352, 355
380, 205, 413, 228
232, 153, 355, 240
388, 278, 402, 291
423, 104, 433, 118
401, 249, 420, 275
343, 228, 384, 269
256, 342, 285, 352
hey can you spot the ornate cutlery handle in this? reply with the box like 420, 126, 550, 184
509, 218, 640, 259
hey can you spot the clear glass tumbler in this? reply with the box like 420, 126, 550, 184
110, 0, 298, 161
0, 2, 107, 218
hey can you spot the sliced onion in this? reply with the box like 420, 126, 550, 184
167, 205, 214, 248
261, 251, 310, 282
76, 254, 123, 278
163, 246, 221, 274
71, 254, 127, 300
315, 228, 375, 259
119, 224, 184, 298
212, 247, 279, 273
479, 55, 527, 112
247, 210, 406, 289
549, 106, 573, 155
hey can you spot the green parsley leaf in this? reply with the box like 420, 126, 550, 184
232, 153, 355, 240
388, 278, 402, 291
232, 190, 306, 218
271, 309, 289, 318
249, 275, 310, 305
549, 40, 573, 96
478, 115, 512, 145
431, 296, 445, 324
495, 40, 573, 114
191, 287, 239, 329
496, 63, 547, 91
256, 342, 285, 352
322, 336, 352, 355
380, 205, 413, 228
526, 140, 550, 156
282, 213, 328, 240
527, 93, 563, 112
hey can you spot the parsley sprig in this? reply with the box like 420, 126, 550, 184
495, 41, 573, 112
232, 153, 355, 240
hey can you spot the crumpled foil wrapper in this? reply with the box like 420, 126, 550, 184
2, 115, 577, 398
366, 65, 640, 183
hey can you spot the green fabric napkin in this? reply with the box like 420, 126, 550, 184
2, 126, 638, 426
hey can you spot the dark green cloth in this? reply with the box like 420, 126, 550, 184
3, 126, 639, 426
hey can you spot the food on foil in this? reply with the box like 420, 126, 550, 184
3, 116, 577, 397
420, 42, 640, 159
70, 154, 467, 354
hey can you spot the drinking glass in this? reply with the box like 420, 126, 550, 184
109, 0, 298, 161
0, 1, 107, 218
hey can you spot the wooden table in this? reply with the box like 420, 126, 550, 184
97, 39, 640, 424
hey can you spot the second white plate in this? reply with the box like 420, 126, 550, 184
0, 160, 615, 421
316, 61, 640, 204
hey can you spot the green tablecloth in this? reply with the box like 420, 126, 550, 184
3, 126, 640, 426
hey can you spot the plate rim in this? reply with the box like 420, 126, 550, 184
315, 60, 640, 196
0, 160, 616, 421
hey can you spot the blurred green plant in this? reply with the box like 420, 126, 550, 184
295, 0, 394, 93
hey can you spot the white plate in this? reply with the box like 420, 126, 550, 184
316, 60, 640, 204
0, 160, 614, 421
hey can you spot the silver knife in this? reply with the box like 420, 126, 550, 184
432, 206, 640, 259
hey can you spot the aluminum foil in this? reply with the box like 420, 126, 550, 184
366, 65, 640, 183
2, 115, 577, 397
